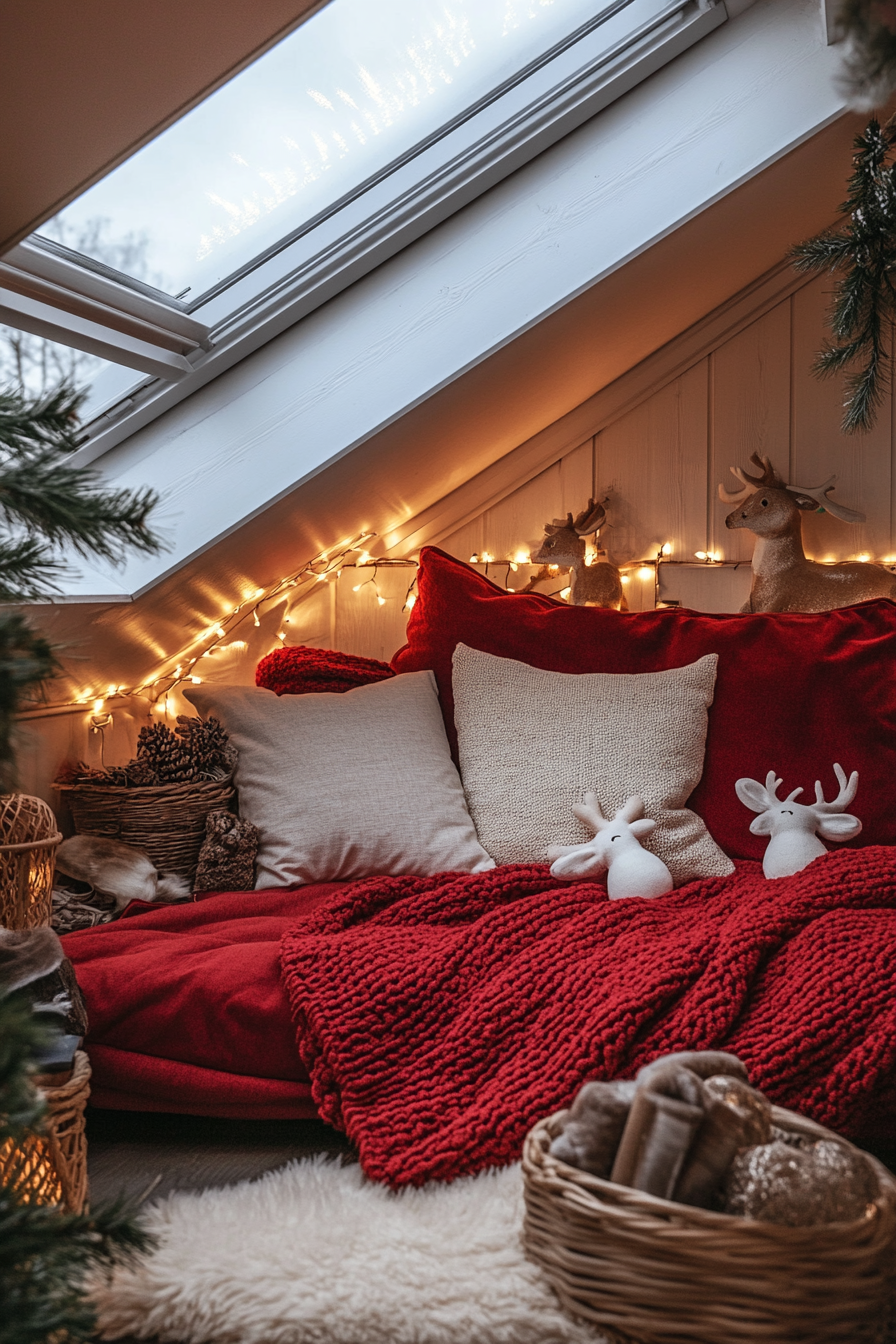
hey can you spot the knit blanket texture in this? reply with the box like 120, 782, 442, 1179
279, 850, 896, 1186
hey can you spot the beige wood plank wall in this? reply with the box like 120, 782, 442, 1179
439, 272, 896, 615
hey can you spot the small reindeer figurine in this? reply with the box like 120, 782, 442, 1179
735, 764, 861, 879
549, 794, 674, 899
719, 453, 896, 612
533, 498, 627, 609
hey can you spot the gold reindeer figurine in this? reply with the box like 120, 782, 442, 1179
532, 498, 627, 609
719, 453, 896, 612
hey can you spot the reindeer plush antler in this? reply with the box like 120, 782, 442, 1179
549, 793, 673, 899
735, 764, 861, 879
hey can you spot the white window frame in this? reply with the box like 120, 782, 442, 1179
3, 0, 754, 462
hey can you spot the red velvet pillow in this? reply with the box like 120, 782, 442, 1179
256, 645, 394, 696
391, 547, 896, 860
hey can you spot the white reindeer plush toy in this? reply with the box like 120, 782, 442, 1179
735, 764, 861, 880
549, 794, 674, 899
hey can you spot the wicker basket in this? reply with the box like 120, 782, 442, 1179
523, 1106, 896, 1344
0, 1050, 91, 1213
0, 793, 62, 929
57, 777, 234, 884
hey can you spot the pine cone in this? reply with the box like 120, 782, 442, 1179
175, 715, 231, 776
136, 723, 198, 784
124, 759, 158, 787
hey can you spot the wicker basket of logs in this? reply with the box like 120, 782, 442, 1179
522, 1106, 896, 1344
0, 793, 62, 929
0, 1050, 91, 1214
56, 716, 235, 885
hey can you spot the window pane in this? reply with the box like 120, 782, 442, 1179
47, 0, 627, 302
0, 325, 118, 405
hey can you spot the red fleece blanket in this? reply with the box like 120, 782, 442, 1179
280, 851, 896, 1186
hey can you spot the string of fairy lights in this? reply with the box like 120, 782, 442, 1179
43, 532, 896, 725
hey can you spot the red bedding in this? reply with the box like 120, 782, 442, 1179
61, 884, 345, 1119
281, 852, 896, 1185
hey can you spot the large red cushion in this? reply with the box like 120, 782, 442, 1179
391, 547, 896, 861
62, 884, 345, 1117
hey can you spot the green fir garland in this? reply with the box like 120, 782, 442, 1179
791, 117, 896, 435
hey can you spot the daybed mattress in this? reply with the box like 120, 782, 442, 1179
61, 884, 347, 1119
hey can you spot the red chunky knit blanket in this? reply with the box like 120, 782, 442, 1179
280, 851, 896, 1185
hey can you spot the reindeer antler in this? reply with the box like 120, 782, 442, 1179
813, 763, 859, 813
785, 475, 866, 524
736, 771, 802, 813
542, 512, 574, 536
572, 792, 609, 832
718, 455, 787, 505
573, 498, 607, 536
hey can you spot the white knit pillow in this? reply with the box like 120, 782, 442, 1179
452, 644, 733, 884
186, 671, 494, 888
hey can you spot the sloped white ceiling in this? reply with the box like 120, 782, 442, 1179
19, 0, 863, 696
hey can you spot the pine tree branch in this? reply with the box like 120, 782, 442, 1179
0, 539, 66, 601
0, 385, 84, 456
791, 116, 896, 433
0, 449, 161, 562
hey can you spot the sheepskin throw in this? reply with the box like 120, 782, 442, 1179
91, 1158, 603, 1344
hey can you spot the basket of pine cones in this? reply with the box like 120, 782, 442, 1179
54, 717, 237, 885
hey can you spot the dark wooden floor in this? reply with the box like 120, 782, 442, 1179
87, 1106, 356, 1205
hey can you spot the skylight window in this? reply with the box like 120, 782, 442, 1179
47, 0, 654, 303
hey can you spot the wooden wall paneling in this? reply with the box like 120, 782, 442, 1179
791, 276, 893, 560
439, 516, 486, 566
476, 462, 563, 563
333, 565, 412, 662
595, 362, 709, 568
658, 563, 753, 613
558, 439, 597, 521
709, 299, 792, 564
283, 584, 335, 650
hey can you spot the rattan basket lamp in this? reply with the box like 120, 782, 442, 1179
0, 792, 62, 930
0, 792, 90, 1214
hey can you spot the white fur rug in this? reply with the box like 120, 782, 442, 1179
93, 1157, 608, 1344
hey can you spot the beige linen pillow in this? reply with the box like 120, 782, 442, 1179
185, 671, 493, 888
452, 643, 733, 884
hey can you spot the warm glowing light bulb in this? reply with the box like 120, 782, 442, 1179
352, 583, 363, 593
106, 684, 116, 696
277, 630, 287, 641
694, 551, 707, 561
884, 555, 896, 565
316, 572, 328, 582
358, 551, 372, 566
509, 562, 518, 573
661, 542, 672, 556
857, 552, 871, 563
638, 566, 655, 581
513, 549, 530, 565
559, 587, 572, 600
405, 593, 417, 610
548, 564, 559, 573
253, 611, 261, 626
481, 551, 494, 564
469, 554, 479, 564
619, 574, 630, 585
377, 595, 386, 606
92, 698, 105, 715
190, 676, 202, 685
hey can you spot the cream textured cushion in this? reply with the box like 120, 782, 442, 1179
185, 672, 493, 888
452, 644, 733, 884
